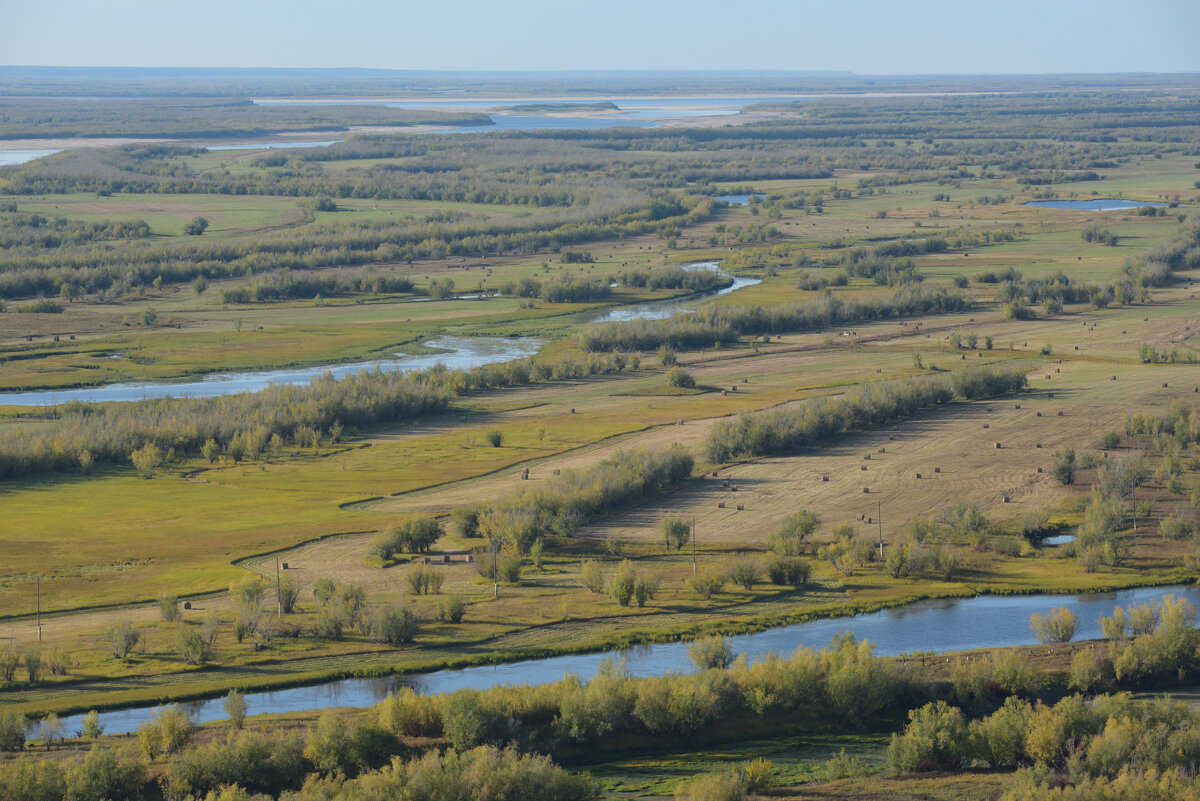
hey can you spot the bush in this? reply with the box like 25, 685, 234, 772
176, 626, 212, 665
137, 705, 195, 760
610, 560, 636, 606
497, 555, 522, 584
368, 605, 419, 645
438, 594, 467, 624
1052, 448, 1077, 485
376, 517, 443, 558
0, 711, 26, 751
768, 510, 819, 555
688, 569, 725, 599
404, 564, 444, 595
766, 556, 812, 588
104, 619, 142, 660
675, 770, 746, 801
666, 368, 696, 389
688, 636, 735, 670
1030, 607, 1079, 644
224, 689, 247, 730
580, 560, 605, 593
159, 592, 181, 623
486, 430, 503, 447
728, 558, 761, 590
166, 731, 304, 799
887, 701, 968, 773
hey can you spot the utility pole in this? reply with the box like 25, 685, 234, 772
275, 557, 282, 616
691, 518, 697, 575
36, 576, 42, 643
877, 501, 884, 561
493, 538, 500, 598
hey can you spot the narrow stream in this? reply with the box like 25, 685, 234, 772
57, 583, 1199, 735
0, 262, 756, 406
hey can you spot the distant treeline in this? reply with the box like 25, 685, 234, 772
707, 366, 1028, 462
578, 283, 970, 352
0, 196, 711, 300
0, 97, 490, 139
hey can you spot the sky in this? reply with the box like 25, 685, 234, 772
3, 0, 1199, 74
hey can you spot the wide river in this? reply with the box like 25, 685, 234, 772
58, 583, 1199, 735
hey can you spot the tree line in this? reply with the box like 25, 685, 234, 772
707, 366, 1028, 462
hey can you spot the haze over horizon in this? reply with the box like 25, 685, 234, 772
3, 0, 1198, 76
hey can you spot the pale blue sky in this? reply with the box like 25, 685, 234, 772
3, 0, 1198, 73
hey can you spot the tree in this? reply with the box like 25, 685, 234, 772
224, 689, 247, 730
159, 592, 182, 622
579, 560, 605, 593
130, 442, 161, 479
81, 710, 105, 740
728, 558, 761, 590
1030, 607, 1079, 643
24, 645, 41, 683
39, 714, 63, 749
103, 619, 142, 660
887, 701, 968, 773
486, 430, 503, 447
610, 560, 636, 606
688, 635, 734, 670
368, 605, 419, 645
768, 510, 819, 556
184, 217, 209, 235
137, 705, 195, 760
661, 517, 691, 551
177, 625, 212, 665
688, 569, 725, 599
0, 711, 26, 751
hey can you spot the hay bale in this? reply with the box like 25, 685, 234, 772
995, 442, 1002, 449
934, 467, 941, 473
864, 454, 871, 460
183, 601, 192, 610
1015, 404, 1020, 409
822, 475, 830, 482
1037, 467, 1043, 473
282, 563, 289, 570
736, 504, 745, 511
861, 465, 868, 471
916, 472, 922, 478
1057, 411, 1064, 416
1036, 412, 1042, 417
1163, 382, 1169, 388
718, 502, 726, 508
1037, 443, 1042, 448
983, 423, 990, 429
863, 487, 870, 493
1003, 496, 1010, 503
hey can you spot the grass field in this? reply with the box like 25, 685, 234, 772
2, 127, 1199, 722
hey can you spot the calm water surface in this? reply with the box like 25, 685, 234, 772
58, 583, 1200, 735
0, 336, 542, 406
1024, 199, 1169, 211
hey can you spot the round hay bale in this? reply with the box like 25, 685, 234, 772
862, 487, 870, 493
822, 475, 830, 482
183, 601, 192, 610
995, 442, 1002, 449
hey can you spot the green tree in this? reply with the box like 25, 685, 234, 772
184, 217, 209, 235
661, 517, 691, 550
